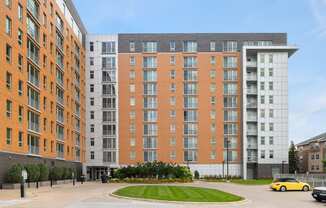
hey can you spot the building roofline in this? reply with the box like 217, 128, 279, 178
296, 132, 326, 146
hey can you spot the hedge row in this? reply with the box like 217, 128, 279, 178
113, 161, 193, 179
5, 164, 76, 183
110, 178, 193, 183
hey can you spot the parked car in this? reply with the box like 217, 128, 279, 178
270, 177, 310, 192
312, 187, 326, 202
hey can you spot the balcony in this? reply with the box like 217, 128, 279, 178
247, 143, 258, 149
247, 129, 258, 136
247, 156, 258, 163
247, 88, 257, 95
247, 115, 257, 122
247, 102, 257, 108
247, 73, 257, 81
247, 61, 257, 68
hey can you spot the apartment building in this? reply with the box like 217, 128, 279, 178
0, 0, 87, 185
296, 132, 326, 173
85, 33, 297, 179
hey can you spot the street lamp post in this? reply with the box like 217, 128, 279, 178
226, 138, 229, 181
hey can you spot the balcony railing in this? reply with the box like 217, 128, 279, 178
247, 74, 257, 81
247, 61, 257, 68
247, 102, 257, 108
247, 143, 258, 149
57, 96, 64, 106
247, 156, 258, 162
247, 130, 258, 135
247, 88, 257, 94
247, 116, 258, 122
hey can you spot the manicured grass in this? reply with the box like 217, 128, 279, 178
113, 185, 243, 202
230, 179, 273, 185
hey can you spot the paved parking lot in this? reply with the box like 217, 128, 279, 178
0, 181, 323, 208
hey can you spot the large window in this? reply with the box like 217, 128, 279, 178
27, 16, 39, 41
103, 111, 116, 122
143, 110, 157, 122
184, 150, 197, 162
184, 137, 197, 149
103, 98, 116, 109
28, 111, 40, 132
223, 41, 238, 52
28, 87, 40, 110
184, 123, 197, 135
102, 57, 116, 69
102, 41, 115, 54
143, 83, 157, 95
184, 70, 197, 81
56, 125, 64, 141
223, 56, 237, 68
144, 97, 157, 109
102, 84, 116, 95
142, 41, 157, 53
103, 151, 116, 162
144, 150, 157, 162
28, 134, 39, 154
103, 138, 116, 149
27, 0, 39, 19
184, 83, 197, 95
143, 70, 157, 81
183, 41, 197, 52
27, 39, 39, 64
183, 57, 197, 68
143, 124, 157, 136
184, 96, 197, 108
143, 137, 157, 149
6, 16, 11, 35
103, 125, 116, 136
143, 57, 157, 68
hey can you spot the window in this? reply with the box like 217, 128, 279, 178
210, 84, 216, 93
269, 95, 273, 104
170, 110, 176, 118
170, 56, 176, 65
89, 57, 94, 65
269, 109, 274, 118
170, 96, 176, 106
130, 56, 135, 65
184, 56, 197, 68
316, 154, 320, 159
18, 4, 23, 21
90, 71, 94, 79
6, 44, 12, 63
210, 56, 216, 65
261, 95, 265, 104
210, 70, 216, 79
261, 136, 265, 145
18, 106, 23, 123
90, 98, 94, 106
260, 68, 265, 77
269, 54, 273, 63
5, 0, 12, 8
269, 68, 273, 77
223, 56, 237, 68
170, 70, 176, 79
269, 136, 274, 145
89, 42, 94, 51
102, 41, 115, 54
261, 123, 265, 131
170, 83, 176, 92
6, 72, 12, 89
260, 54, 265, 63
18, 132, 23, 147
269, 150, 274, 159
6, 100, 12, 118
129, 84, 135, 93
210, 41, 216, 51
169, 41, 176, 51
142, 41, 157, 52
170, 124, 176, 133
18, 54, 23, 70
269, 123, 274, 131
90, 151, 94, 159
18, 29, 23, 46
129, 41, 135, 52
261, 150, 265, 159
18, 80, 23, 95
6, 128, 12, 145
90, 84, 94, 92
90, 111, 94, 119
143, 57, 157, 68
130, 97, 135, 106
5, 16, 12, 35
269, 82, 273, 90
260, 109, 265, 118
223, 41, 238, 52
183, 41, 197, 52
260, 82, 265, 90
90, 138, 94, 146
90, 124, 95, 132
129, 70, 135, 79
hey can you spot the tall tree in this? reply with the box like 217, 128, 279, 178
288, 141, 298, 173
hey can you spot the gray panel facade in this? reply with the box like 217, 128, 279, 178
0, 152, 82, 188
118, 33, 287, 53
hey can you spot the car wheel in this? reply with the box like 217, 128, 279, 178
302, 185, 309, 192
280, 186, 286, 192
316, 198, 322, 202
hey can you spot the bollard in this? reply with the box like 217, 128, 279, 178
36, 181, 39, 189
20, 178, 25, 198
50, 178, 53, 187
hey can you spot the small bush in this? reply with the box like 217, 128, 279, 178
194, 170, 200, 179
110, 178, 193, 184
50, 167, 64, 180
25, 164, 40, 182
6, 164, 23, 183
38, 164, 49, 181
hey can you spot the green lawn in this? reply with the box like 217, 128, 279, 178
113, 185, 243, 202
230, 179, 273, 185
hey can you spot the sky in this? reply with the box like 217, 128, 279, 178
73, 0, 326, 144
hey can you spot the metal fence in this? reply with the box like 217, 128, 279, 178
274, 174, 326, 187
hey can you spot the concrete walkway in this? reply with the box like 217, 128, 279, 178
0, 181, 323, 208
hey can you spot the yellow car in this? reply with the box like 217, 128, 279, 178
271, 178, 310, 192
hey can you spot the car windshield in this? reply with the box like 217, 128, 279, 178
273, 178, 297, 182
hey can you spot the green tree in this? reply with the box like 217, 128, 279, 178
288, 141, 298, 173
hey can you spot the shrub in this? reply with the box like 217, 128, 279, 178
6, 164, 23, 183
114, 162, 193, 180
25, 164, 41, 182
194, 170, 200, 179
38, 164, 49, 181
50, 167, 64, 180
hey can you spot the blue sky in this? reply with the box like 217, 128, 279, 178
74, 0, 326, 143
